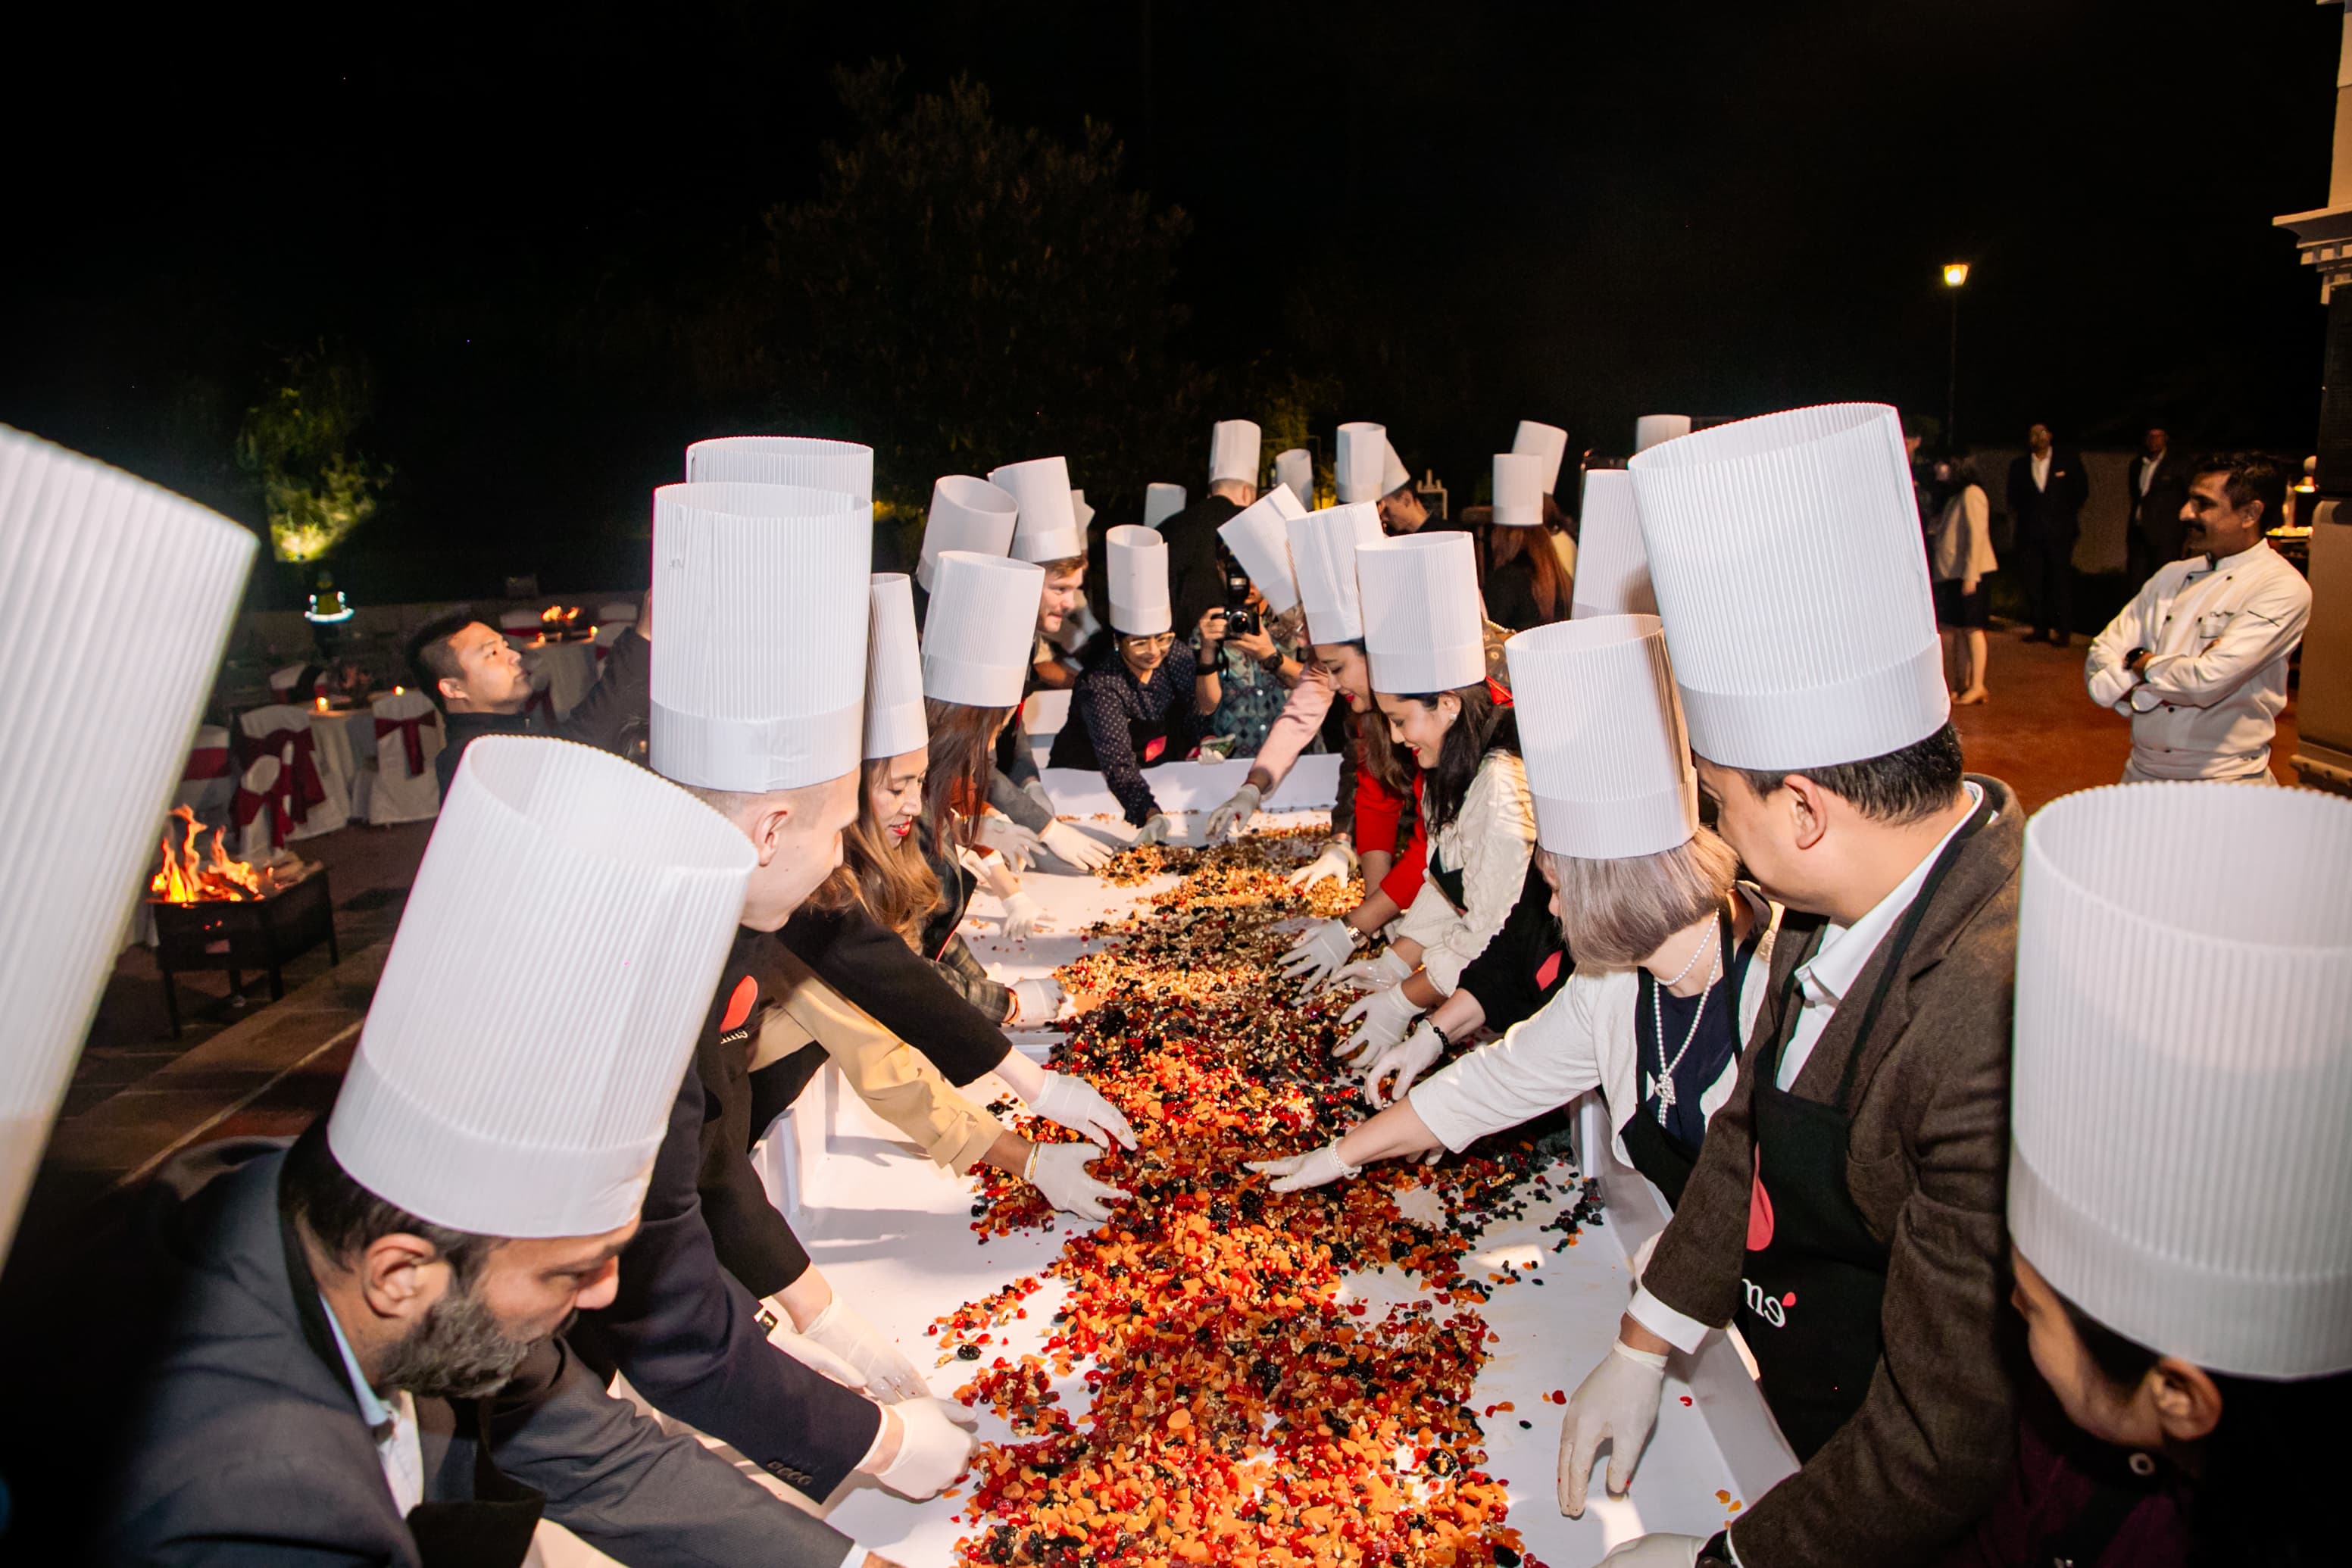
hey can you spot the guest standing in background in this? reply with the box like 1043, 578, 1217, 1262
2124, 425, 2192, 583
1930, 451, 1997, 705
2005, 422, 2090, 647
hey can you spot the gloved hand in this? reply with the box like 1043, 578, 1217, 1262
1558, 1339, 1669, 1516
800, 1295, 930, 1404
973, 814, 1042, 872
1331, 948, 1413, 994
1594, 1534, 1707, 1566
1338, 982, 1422, 1064
1244, 1140, 1362, 1193
1132, 813, 1176, 848
1028, 1142, 1130, 1222
998, 891, 1047, 941
1010, 977, 1064, 1028
1285, 840, 1357, 892
763, 1312, 867, 1390
1032, 1069, 1139, 1149
1277, 919, 1360, 992
1360, 1020, 1445, 1107
1039, 820, 1114, 872
1204, 782, 1261, 840
873, 1398, 975, 1498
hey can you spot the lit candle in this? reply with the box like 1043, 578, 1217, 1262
314, 695, 329, 712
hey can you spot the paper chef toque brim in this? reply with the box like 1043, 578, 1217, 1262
1334, 423, 1388, 504
1209, 420, 1261, 486
1275, 448, 1313, 508
686, 435, 874, 506
1105, 524, 1173, 636
864, 573, 928, 759
923, 550, 1048, 707
330, 738, 754, 1238
918, 475, 1018, 590
650, 482, 872, 792
1627, 402, 1946, 772
1359, 532, 1486, 694
1285, 502, 1385, 645
2010, 783, 2352, 1379
1571, 469, 1655, 620
989, 457, 1083, 563
1511, 420, 1570, 494
0, 426, 255, 1258
1143, 483, 1187, 529
1218, 486, 1308, 614
1634, 414, 1691, 454
1505, 615, 1697, 860
1491, 453, 1545, 527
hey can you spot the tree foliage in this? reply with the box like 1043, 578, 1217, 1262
235, 342, 392, 562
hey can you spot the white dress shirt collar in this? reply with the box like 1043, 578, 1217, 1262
322, 1293, 426, 1513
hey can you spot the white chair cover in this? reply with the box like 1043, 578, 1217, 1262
173, 724, 238, 827
366, 690, 443, 826
233, 754, 286, 861
499, 608, 545, 646
596, 600, 639, 623
525, 640, 598, 716
236, 703, 351, 840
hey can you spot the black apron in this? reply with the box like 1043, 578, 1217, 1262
1737, 800, 1992, 1460
1619, 901, 1746, 1209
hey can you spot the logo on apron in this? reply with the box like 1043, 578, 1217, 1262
1747, 1145, 1775, 1251
1143, 735, 1168, 763
1742, 1277, 1799, 1328
719, 974, 759, 1038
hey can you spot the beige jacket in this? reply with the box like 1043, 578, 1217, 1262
1929, 483, 1995, 585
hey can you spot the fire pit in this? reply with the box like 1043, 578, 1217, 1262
147, 808, 339, 1037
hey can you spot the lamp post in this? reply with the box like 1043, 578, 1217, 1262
1942, 262, 1969, 447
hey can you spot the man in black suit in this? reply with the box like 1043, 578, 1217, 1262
2123, 425, 2193, 582
2004, 422, 2091, 646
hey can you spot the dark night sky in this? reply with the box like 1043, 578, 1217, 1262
2, 1, 2335, 598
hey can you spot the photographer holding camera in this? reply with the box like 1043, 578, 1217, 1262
1196, 558, 1307, 761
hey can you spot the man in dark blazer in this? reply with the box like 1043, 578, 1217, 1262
2004, 423, 2091, 645
408, 604, 651, 795
2123, 425, 2193, 582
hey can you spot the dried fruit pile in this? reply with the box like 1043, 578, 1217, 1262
934, 829, 1581, 1567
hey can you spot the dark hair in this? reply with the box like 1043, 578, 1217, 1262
2188, 451, 2286, 528
923, 698, 1010, 847
816, 754, 942, 943
404, 611, 479, 707
1488, 524, 1566, 623
1930, 448, 1981, 489
1370, 682, 1519, 833
1731, 721, 1966, 826
278, 1119, 497, 1285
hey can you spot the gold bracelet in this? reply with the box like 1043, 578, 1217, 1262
1023, 1142, 1041, 1182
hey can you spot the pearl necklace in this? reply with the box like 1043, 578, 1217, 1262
1648, 911, 1724, 1126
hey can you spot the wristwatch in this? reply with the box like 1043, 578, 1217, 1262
1697, 1529, 1735, 1567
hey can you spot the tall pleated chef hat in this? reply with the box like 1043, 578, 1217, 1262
1209, 420, 1260, 486
1143, 483, 1186, 529
1511, 420, 1569, 494
1104, 524, 1173, 636
651, 482, 873, 792
1285, 501, 1384, 644
1274, 448, 1313, 508
988, 455, 1084, 563
1070, 489, 1095, 533
0, 426, 254, 1258
918, 475, 1018, 590
1491, 452, 1546, 527
2010, 782, 2352, 1379
1571, 468, 1655, 620
1634, 414, 1691, 454
1334, 422, 1389, 504
1627, 402, 1945, 771
923, 549, 1048, 707
1506, 615, 1696, 860
330, 737, 754, 1238
686, 435, 874, 506
1359, 532, 1485, 694
1381, 437, 1410, 497
864, 573, 927, 759
1217, 485, 1308, 613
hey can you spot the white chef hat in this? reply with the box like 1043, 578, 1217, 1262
1627, 402, 1947, 772
1274, 448, 1313, 508
1334, 422, 1388, 504
1506, 615, 1696, 860
917, 475, 1017, 590
650, 482, 872, 792
1209, 420, 1260, 486
1105, 525, 1172, 636
1491, 453, 1545, 527
1634, 414, 1691, 454
1381, 439, 1410, 497
988, 456, 1085, 563
864, 573, 927, 760
686, 435, 874, 505
0, 426, 255, 1257
1285, 502, 1384, 645
1143, 483, 1186, 529
1218, 486, 1307, 613
1360, 532, 1485, 694
330, 737, 753, 1238
2010, 782, 2352, 1379
1512, 420, 1569, 494
1570, 468, 1655, 620
923, 550, 1048, 707
1070, 489, 1095, 533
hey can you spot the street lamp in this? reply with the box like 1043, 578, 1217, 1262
1942, 262, 1969, 447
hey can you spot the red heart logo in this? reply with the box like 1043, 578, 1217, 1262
1534, 952, 1562, 989
1143, 736, 1167, 763
1746, 1148, 1774, 1251
1781, 1292, 1797, 1308
719, 975, 758, 1032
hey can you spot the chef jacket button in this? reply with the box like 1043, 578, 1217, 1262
2128, 1451, 2157, 1477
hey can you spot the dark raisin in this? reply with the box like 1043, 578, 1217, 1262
957, 1343, 982, 1360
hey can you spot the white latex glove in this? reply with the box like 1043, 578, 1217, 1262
1277, 918, 1360, 992
1010, 977, 1064, 1028
1285, 840, 1357, 892
1338, 982, 1422, 1064
762, 1310, 867, 1390
1132, 812, 1176, 848
998, 891, 1047, 941
1028, 1142, 1130, 1222
1032, 1069, 1139, 1149
1204, 782, 1261, 840
873, 1398, 974, 1498
801, 1295, 930, 1404
1360, 1020, 1445, 1108
1330, 948, 1413, 994
1558, 1339, 1669, 1516
1039, 819, 1114, 872
1595, 1534, 1707, 1567
1243, 1140, 1362, 1193
974, 813, 1042, 872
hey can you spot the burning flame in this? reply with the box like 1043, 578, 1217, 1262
150, 807, 269, 904
539, 605, 583, 632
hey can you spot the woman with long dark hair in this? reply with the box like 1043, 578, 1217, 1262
1480, 451, 1570, 632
